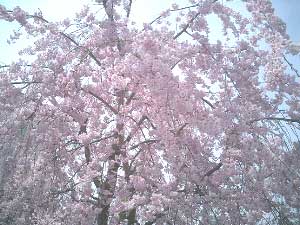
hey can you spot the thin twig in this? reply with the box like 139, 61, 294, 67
283, 55, 300, 77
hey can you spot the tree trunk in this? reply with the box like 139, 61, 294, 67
127, 208, 136, 225
97, 205, 110, 225
96, 141, 121, 225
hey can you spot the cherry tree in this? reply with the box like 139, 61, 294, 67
0, 0, 299, 224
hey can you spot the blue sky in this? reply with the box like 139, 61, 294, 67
272, 0, 300, 73
0, 0, 299, 64
272, 0, 300, 42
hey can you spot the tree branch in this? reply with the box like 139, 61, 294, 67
5, 11, 103, 68
173, 0, 218, 39
130, 139, 159, 151
283, 55, 300, 77
11, 81, 42, 85
251, 117, 300, 125
83, 89, 118, 115
79, 118, 91, 164
148, 2, 200, 27
203, 162, 222, 177
126, 0, 133, 18
201, 97, 215, 109
125, 115, 156, 142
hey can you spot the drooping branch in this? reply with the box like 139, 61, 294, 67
171, 123, 188, 136
129, 139, 159, 151
173, 12, 200, 39
89, 133, 118, 145
202, 97, 215, 109
170, 57, 183, 70
11, 81, 42, 85
178, 162, 223, 197
203, 162, 223, 177
83, 88, 118, 115
173, 0, 218, 39
148, 2, 200, 27
262, 191, 294, 225
125, 115, 156, 142
251, 117, 300, 125
261, 13, 300, 78
59, 32, 102, 67
283, 55, 300, 77
124, 115, 147, 142
0, 65, 10, 69
10, 80, 42, 89
128, 139, 159, 173
125, 0, 133, 18
4, 10, 103, 68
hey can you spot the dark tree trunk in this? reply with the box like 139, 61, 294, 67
127, 208, 136, 225
96, 140, 122, 225
97, 205, 109, 225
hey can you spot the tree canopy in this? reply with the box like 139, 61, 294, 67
0, 0, 299, 224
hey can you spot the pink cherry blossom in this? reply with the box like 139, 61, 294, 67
0, 0, 299, 224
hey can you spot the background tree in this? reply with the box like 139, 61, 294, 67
0, 0, 300, 224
